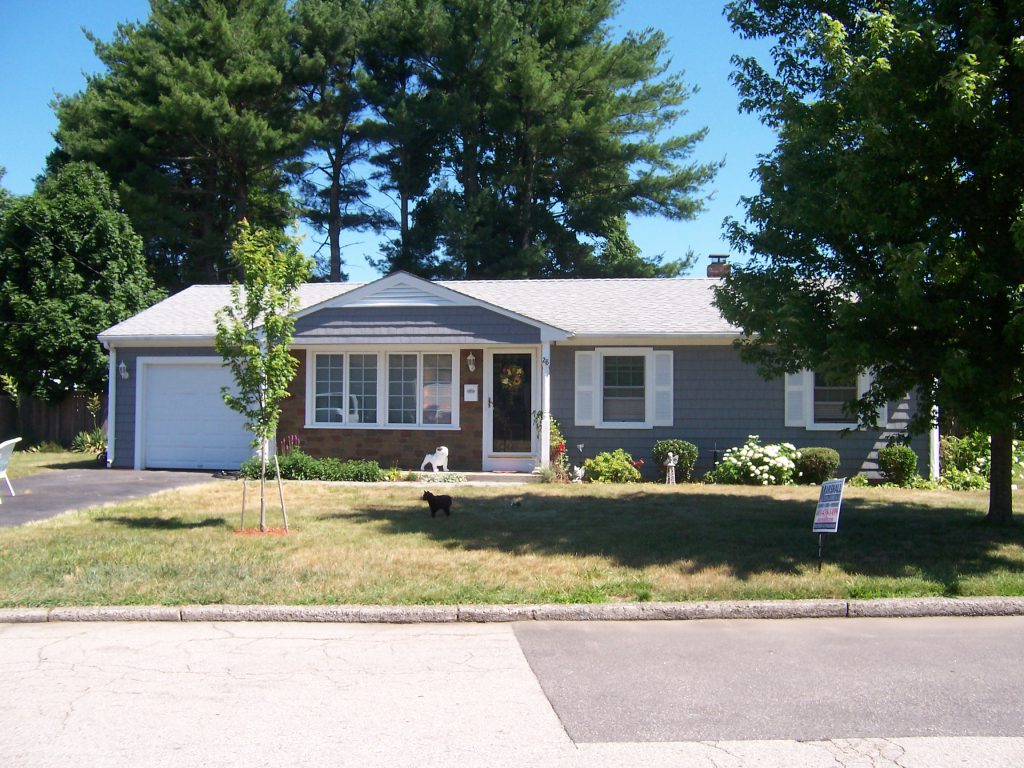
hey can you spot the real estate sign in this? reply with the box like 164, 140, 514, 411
812, 478, 845, 534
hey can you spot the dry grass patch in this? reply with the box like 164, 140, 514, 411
1, 481, 1023, 606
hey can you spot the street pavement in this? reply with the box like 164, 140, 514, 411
0, 469, 223, 527
1, 617, 1023, 767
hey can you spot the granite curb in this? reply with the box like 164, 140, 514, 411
3, 596, 1024, 624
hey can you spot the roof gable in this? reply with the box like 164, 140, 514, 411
293, 272, 571, 340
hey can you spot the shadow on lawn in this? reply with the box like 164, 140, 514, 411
338, 490, 1024, 589
96, 515, 226, 530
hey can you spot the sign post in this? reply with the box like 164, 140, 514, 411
812, 478, 846, 572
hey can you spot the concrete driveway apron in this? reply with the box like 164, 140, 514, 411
0, 469, 220, 527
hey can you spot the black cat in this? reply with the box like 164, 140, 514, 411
421, 490, 452, 517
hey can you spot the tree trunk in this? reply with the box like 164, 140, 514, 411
328, 152, 343, 282
986, 427, 1014, 524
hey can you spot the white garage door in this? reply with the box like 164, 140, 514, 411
139, 361, 254, 470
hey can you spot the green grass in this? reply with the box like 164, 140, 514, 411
6, 450, 99, 479
0, 482, 1022, 607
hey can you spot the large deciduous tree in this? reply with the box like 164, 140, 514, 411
0, 163, 163, 442
715, 1, 1024, 522
52, 0, 300, 290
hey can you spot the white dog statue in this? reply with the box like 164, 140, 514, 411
421, 446, 449, 473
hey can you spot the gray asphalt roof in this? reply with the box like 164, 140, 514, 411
99, 277, 738, 341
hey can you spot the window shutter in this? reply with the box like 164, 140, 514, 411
652, 351, 674, 427
784, 371, 807, 428
857, 370, 887, 428
574, 351, 598, 426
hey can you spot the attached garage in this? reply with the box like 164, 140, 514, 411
134, 358, 253, 470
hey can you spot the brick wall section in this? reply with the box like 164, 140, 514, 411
277, 349, 485, 471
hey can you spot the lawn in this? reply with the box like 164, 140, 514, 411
0, 481, 1022, 607
5, 449, 99, 479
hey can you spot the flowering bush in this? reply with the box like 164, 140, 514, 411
278, 433, 301, 454
938, 432, 1024, 490
705, 436, 801, 486
533, 412, 570, 482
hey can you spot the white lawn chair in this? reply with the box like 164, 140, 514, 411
0, 437, 22, 504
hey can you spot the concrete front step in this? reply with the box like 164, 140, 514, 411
430, 471, 542, 484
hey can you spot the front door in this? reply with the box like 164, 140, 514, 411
484, 351, 537, 471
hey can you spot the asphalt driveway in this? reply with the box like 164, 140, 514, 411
0, 468, 221, 527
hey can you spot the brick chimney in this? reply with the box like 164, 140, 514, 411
707, 254, 730, 278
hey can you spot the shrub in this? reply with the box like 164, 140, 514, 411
940, 431, 1024, 486
704, 436, 800, 486
71, 427, 107, 454
651, 439, 698, 482
877, 444, 918, 487
795, 447, 840, 485
583, 449, 642, 483
322, 458, 385, 482
847, 473, 870, 488
939, 467, 989, 491
240, 449, 384, 482
274, 449, 323, 480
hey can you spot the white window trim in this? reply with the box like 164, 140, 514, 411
589, 347, 666, 430
800, 370, 876, 432
305, 348, 460, 430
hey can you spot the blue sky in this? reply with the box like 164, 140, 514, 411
0, 0, 776, 282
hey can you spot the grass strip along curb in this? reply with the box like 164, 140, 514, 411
3, 597, 1024, 624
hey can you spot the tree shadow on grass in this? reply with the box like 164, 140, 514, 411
333, 490, 1024, 591
96, 516, 227, 530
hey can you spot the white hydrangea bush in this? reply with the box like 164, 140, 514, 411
706, 435, 802, 486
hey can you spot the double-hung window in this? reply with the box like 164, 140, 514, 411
602, 355, 646, 423
784, 369, 885, 430
812, 373, 857, 424
574, 348, 673, 429
309, 350, 457, 428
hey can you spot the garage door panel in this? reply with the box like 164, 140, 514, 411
141, 362, 255, 470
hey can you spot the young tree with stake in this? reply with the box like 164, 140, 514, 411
215, 222, 311, 532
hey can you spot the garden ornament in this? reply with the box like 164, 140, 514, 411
664, 452, 678, 485
420, 446, 449, 472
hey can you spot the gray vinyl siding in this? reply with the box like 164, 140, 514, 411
551, 344, 930, 479
294, 306, 540, 345
110, 347, 219, 469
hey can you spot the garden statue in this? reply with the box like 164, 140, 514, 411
664, 452, 678, 485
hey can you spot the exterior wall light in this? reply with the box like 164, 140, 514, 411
118, 361, 129, 381
465, 351, 477, 373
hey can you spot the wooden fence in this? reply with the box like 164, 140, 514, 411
0, 393, 107, 447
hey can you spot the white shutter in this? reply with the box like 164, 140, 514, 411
652, 351, 674, 427
784, 371, 807, 428
574, 351, 598, 426
857, 370, 887, 428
